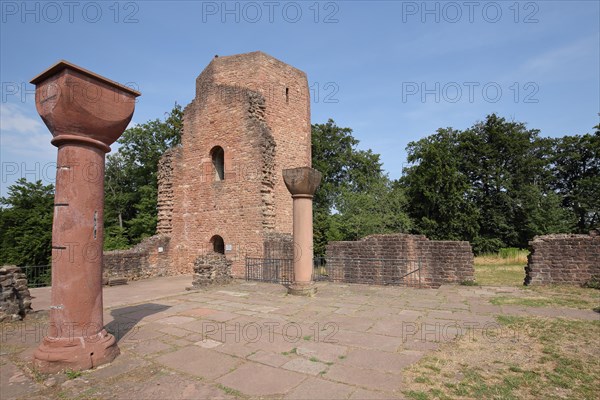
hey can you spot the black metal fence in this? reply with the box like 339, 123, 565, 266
21, 265, 52, 288
245, 258, 294, 284
245, 257, 423, 287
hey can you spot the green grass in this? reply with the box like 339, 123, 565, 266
217, 384, 244, 397
473, 264, 525, 286
490, 295, 593, 309
65, 369, 82, 380
405, 390, 430, 400
282, 347, 297, 356
473, 249, 529, 286
402, 313, 600, 400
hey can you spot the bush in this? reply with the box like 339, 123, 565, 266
583, 279, 600, 290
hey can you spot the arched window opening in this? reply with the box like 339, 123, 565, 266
211, 235, 225, 254
210, 146, 225, 181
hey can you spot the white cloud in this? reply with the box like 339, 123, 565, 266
0, 103, 53, 160
516, 35, 598, 80
0, 103, 44, 134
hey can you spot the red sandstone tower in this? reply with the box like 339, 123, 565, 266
157, 52, 312, 276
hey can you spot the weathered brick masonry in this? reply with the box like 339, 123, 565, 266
524, 231, 600, 286
103, 52, 310, 279
325, 234, 474, 288
160, 51, 311, 277
103, 235, 171, 281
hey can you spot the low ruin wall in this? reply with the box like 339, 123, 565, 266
103, 235, 171, 281
190, 252, 233, 287
0, 266, 32, 322
525, 231, 600, 286
325, 234, 474, 288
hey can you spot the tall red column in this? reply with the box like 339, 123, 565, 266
30, 61, 140, 372
283, 167, 321, 296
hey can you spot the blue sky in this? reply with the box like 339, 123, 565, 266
1, 1, 598, 196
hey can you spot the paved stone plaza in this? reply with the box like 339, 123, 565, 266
1, 277, 597, 399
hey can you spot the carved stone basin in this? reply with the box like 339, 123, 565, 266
31, 60, 140, 152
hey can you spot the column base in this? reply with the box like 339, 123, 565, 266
288, 282, 317, 297
33, 329, 119, 373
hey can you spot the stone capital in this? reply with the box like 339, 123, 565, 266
283, 167, 322, 197
31, 60, 140, 152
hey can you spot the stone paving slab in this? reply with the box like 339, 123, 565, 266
324, 363, 402, 392
341, 348, 424, 373
282, 357, 327, 375
85, 352, 150, 381
334, 330, 404, 352
216, 362, 307, 396
349, 388, 406, 399
129, 339, 175, 357
247, 349, 290, 367
4, 277, 598, 399
284, 377, 356, 399
0, 356, 43, 399
295, 340, 348, 363
155, 346, 242, 380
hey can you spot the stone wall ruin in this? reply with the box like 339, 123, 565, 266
525, 231, 600, 286
325, 234, 474, 288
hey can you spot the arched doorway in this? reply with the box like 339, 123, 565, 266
210, 235, 225, 254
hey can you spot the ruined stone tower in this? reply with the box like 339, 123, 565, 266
157, 51, 311, 276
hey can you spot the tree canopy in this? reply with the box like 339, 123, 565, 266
1, 110, 597, 265
0, 179, 54, 266
400, 114, 596, 253
104, 103, 183, 249
311, 119, 411, 255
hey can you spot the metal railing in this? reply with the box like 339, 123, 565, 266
21, 265, 52, 288
245, 258, 294, 284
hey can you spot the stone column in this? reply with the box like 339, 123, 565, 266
283, 167, 321, 296
30, 61, 140, 372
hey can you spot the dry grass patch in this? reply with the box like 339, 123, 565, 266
475, 249, 529, 266
491, 285, 600, 310
473, 250, 528, 286
402, 316, 600, 400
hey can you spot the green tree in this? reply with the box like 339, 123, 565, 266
0, 179, 54, 266
401, 127, 479, 242
401, 114, 575, 253
550, 128, 600, 233
336, 180, 411, 241
104, 103, 183, 249
462, 114, 575, 251
311, 119, 411, 254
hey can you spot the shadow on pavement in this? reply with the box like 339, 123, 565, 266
105, 303, 171, 342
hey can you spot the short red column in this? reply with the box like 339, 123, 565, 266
283, 167, 322, 296
30, 61, 140, 372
